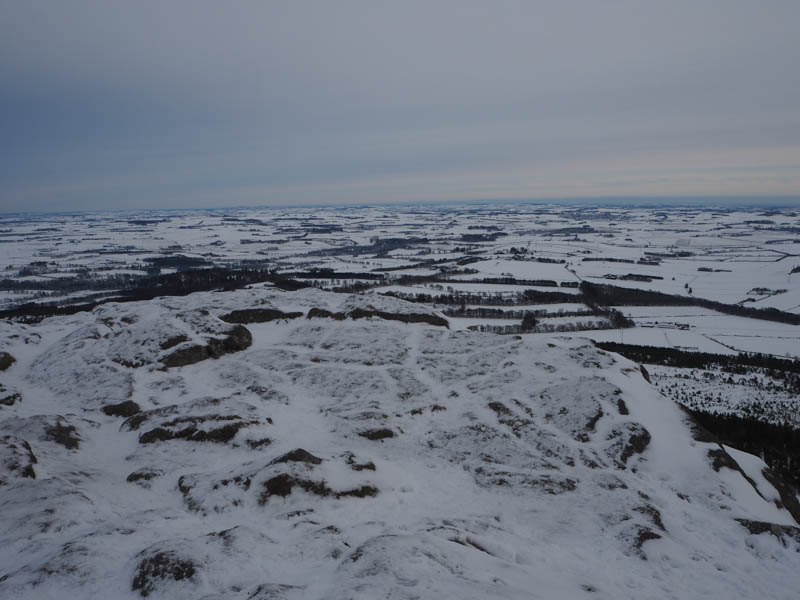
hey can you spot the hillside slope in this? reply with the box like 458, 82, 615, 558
0, 286, 798, 599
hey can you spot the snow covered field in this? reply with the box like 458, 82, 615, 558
2, 205, 798, 434
0, 205, 795, 318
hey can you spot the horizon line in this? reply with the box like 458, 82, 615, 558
1, 194, 800, 217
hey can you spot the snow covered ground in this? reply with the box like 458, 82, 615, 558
0, 286, 798, 599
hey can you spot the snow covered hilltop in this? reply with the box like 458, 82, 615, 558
1, 285, 798, 599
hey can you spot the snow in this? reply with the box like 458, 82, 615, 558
0, 287, 798, 599
722, 445, 796, 525
647, 364, 800, 427
452, 259, 575, 281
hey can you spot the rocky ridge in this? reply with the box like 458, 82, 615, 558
0, 285, 797, 599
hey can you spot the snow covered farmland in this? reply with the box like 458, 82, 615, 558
2, 204, 799, 426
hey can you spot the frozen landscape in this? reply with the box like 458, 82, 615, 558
2, 203, 799, 426
0, 204, 799, 598
4, 1, 800, 596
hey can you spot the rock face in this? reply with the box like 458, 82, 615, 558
307, 306, 449, 328
132, 550, 197, 597
220, 308, 303, 324
102, 401, 141, 417
161, 324, 253, 368
0, 288, 798, 600
121, 397, 268, 447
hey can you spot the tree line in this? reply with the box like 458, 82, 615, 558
594, 342, 800, 374
441, 307, 595, 319
687, 408, 800, 489
0, 268, 303, 322
580, 281, 800, 325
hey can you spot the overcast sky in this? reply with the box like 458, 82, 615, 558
2, 1, 800, 211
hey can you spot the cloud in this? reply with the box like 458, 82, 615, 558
1, 1, 799, 210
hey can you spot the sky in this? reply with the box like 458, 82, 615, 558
2, 0, 800, 212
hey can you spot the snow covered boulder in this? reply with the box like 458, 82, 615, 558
0, 383, 22, 407
0, 351, 16, 371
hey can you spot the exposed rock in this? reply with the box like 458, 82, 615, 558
0, 386, 22, 407
630, 525, 661, 558
347, 307, 449, 328
487, 401, 513, 416
616, 398, 629, 415
705, 445, 778, 513
122, 397, 260, 431
220, 308, 303, 324
178, 450, 379, 514
121, 398, 264, 446
0, 415, 92, 455
761, 467, 800, 524
0, 435, 37, 483
259, 474, 378, 504
132, 551, 196, 597
161, 325, 252, 367
358, 428, 395, 441
246, 438, 273, 449
269, 448, 323, 466
344, 452, 376, 472
633, 504, 666, 532
43, 419, 81, 450
306, 307, 346, 320
139, 417, 256, 445
606, 423, 651, 468
102, 400, 141, 417
160, 344, 208, 368
0, 352, 16, 371
708, 447, 739, 472
306, 306, 448, 327
735, 519, 800, 544
127, 468, 163, 484
159, 335, 188, 350
593, 473, 628, 490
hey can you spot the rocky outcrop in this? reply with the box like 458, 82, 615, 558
307, 306, 448, 327
102, 400, 141, 417
1, 291, 798, 599
122, 397, 265, 446
220, 308, 303, 324
161, 325, 252, 368
132, 550, 197, 597
0, 352, 16, 371
0, 384, 21, 407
